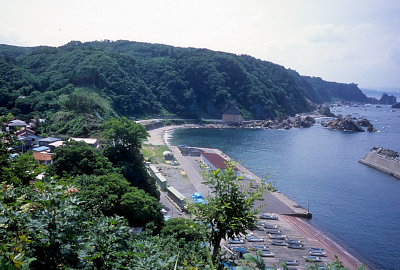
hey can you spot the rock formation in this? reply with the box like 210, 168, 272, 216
317, 105, 335, 117
321, 116, 377, 132
391, 102, 400, 109
379, 93, 397, 105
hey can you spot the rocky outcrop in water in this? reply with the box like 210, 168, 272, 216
379, 94, 397, 105
243, 116, 316, 129
321, 116, 377, 132
317, 105, 335, 117
200, 116, 317, 130
392, 102, 400, 109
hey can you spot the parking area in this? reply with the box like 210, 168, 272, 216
223, 214, 330, 270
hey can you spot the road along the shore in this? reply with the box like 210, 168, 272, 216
146, 125, 368, 269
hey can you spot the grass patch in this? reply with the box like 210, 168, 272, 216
142, 145, 170, 164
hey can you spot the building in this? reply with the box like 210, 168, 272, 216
33, 152, 53, 165
18, 135, 42, 150
70, 138, 100, 148
178, 146, 204, 157
222, 106, 243, 123
201, 152, 241, 176
15, 127, 36, 137
7, 119, 27, 128
163, 150, 174, 160
38, 137, 62, 147
32, 146, 50, 152
48, 141, 65, 153
201, 152, 229, 171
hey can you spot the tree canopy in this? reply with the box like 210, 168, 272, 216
102, 117, 148, 150
49, 140, 114, 177
0, 40, 372, 137
189, 162, 266, 268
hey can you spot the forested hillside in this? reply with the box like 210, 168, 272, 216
1, 40, 370, 131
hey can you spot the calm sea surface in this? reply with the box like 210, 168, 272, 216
170, 105, 400, 270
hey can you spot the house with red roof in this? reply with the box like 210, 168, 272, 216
33, 152, 54, 166
201, 152, 241, 176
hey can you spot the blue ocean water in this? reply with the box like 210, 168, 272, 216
170, 105, 400, 270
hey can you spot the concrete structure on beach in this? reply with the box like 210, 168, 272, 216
222, 105, 243, 123
359, 147, 400, 179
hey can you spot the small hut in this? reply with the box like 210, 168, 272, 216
222, 106, 243, 123
163, 150, 174, 160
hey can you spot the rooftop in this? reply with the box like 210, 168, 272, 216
70, 138, 99, 145
8, 120, 27, 127
201, 152, 229, 170
39, 137, 62, 143
48, 141, 65, 148
32, 146, 50, 152
33, 152, 53, 161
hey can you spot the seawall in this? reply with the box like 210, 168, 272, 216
359, 148, 400, 179
209, 148, 312, 218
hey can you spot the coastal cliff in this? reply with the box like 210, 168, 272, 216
359, 147, 400, 179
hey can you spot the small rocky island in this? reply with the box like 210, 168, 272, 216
321, 116, 377, 132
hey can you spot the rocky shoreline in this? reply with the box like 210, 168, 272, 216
143, 103, 380, 134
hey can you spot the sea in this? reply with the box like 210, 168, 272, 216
170, 104, 400, 270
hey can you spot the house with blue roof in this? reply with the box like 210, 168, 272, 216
38, 137, 62, 147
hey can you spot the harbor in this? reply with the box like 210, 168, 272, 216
145, 125, 368, 270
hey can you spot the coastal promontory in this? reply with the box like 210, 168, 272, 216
0, 41, 374, 137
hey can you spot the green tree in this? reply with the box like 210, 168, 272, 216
49, 140, 114, 177
102, 117, 148, 150
76, 173, 130, 215
120, 187, 163, 228
161, 217, 205, 244
102, 118, 159, 198
189, 162, 266, 268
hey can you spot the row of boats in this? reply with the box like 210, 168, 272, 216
227, 213, 328, 267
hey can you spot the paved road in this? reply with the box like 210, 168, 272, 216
169, 145, 212, 196
255, 193, 295, 214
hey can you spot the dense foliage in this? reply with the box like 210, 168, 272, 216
49, 140, 115, 177
0, 182, 212, 269
0, 119, 212, 269
1, 40, 371, 136
102, 117, 159, 198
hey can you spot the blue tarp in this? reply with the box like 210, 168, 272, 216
192, 192, 207, 204
194, 198, 207, 204
192, 192, 204, 199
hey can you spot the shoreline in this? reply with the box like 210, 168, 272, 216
146, 124, 368, 269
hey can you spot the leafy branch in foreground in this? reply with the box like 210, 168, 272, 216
189, 161, 267, 269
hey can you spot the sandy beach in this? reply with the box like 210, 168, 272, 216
146, 124, 368, 269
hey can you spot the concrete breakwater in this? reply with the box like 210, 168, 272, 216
199, 148, 312, 218
359, 147, 400, 179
